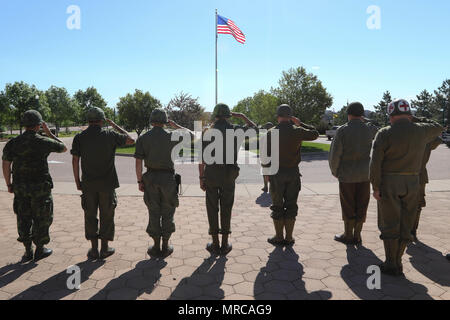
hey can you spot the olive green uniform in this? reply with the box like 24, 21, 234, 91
266, 122, 319, 220
134, 127, 180, 239
202, 119, 251, 235
370, 118, 443, 242
413, 136, 442, 235
2, 131, 65, 247
71, 126, 128, 241
329, 119, 378, 222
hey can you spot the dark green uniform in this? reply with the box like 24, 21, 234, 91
134, 127, 180, 240
266, 122, 319, 220
202, 119, 249, 235
71, 126, 127, 241
412, 136, 442, 238
2, 131, 65, 247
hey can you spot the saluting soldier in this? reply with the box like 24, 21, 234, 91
329, 102, 378, 245
135, 109, 191, 258
2, 110, 67, 261
412, 135, 442, 242
199, 104, 256, 255
71, 108, 135, 260
264, 104, 319, 246
370, 99, 443, 276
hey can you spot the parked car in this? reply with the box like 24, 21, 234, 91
442, 130, 450, 148
326, 126, 340, 141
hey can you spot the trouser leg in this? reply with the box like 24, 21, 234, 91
98, 190, 117, 241
30, 192, 53, 247
219, 182, 236, 235
206, 185, 220, 236
14, 195, 33, 246
144, 185, 163, 238
82, 192, 100, 241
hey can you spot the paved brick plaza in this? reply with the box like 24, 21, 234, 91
0, 189, 449, 300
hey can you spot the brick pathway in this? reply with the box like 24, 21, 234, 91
0, 191, 449, 300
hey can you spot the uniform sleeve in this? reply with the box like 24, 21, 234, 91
368, 123, 379, 140
328, 128, 343, 178
70, 134, 81, 157
134, 136, 145, 160
429, 136, 443, 151
111, 131, 128, 148
295, 123, 319, 142
370, 130, 387, 191
1, 140, 14, 161
414, 117, 444, 143
43, 137, 65, 153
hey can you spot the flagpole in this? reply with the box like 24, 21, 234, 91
215, 9, 218, 105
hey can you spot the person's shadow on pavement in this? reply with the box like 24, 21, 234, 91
341, 245, 433, 300
256, 193, 272, 208
12, 260, 105, 300
169, 256, 227, 300
90, 258, 167, 300
254, 247, 331, 300
0, 261, 37, 290
407, 241, 450, 287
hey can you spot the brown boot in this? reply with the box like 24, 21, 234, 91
284, 219, 296, 246
380, 240, 400, 276
148, 237, 161, 258
396, 240, 408, 276
412, 208, 421, 243
88, 239, 100, 260
353, 221, 364, 245
268, 219, 285, 246
335, 219, 355, 245
161, 238, 174, 258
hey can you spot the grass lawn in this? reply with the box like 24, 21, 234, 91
117, 142, 330, 155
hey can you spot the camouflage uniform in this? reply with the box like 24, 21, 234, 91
71, 108, 127, 242
370, 99, 443, 275
134, 110, 180, 240
2, 113, 65, 248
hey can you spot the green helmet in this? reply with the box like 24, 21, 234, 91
150, 108, 168, 124
22, 110, 43, 127
86, 107, 106, 122
387, 99, 412, 116
277, 104, 293, 117
347, 102, 365, 117
213, 103, 231, 119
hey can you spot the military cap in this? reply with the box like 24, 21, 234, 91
213, 103, 231, 118
86, 107, 106, 122
387, 99, 412, 116
150, 108, 169, 124
22, 110, 43, 127
347, 102, 365, 117
277, 104, 293, 118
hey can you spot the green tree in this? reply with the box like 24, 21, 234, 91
117, 89, 161, 137
411, 90, 439, 120
74, 87, 107, 123
2, 82, 50, 133
434, 79, 450, 125
233, 90, 280, 126
333, 105, 349, 126
373, 91, 392, 127
272, 67, 333, 124
166, 92, 205, 130
45, 86, 76, 135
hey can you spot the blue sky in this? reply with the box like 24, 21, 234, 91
0, 0, 449, 112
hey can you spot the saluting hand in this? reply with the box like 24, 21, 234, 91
290, 117, 301, 126
231, 112, 243, 119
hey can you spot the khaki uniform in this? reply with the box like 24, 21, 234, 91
71, 126, 128, 241
370, 118, 443, 242
265, 122, 319, 220
329, 119, 378, 222
202, 119, 250, 235
2, 131, 65, 247
134, 127, 180, 239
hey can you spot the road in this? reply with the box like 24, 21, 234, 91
1, 135, 449, 185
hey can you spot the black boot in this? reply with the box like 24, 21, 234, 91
207, 235, 221, 255
161, 238, 174, 258
396, 240, 408, 276
284, 219, 296, 246
87, 239, 100, 260
353, 221, 364, 245
22, 243, 34, 262
34, 246, 53, 261
268, 219, 285, 246
148, 237, 161, 258
100, 240, 115, 259
412, 209, 421, 243
380, 240, 400, 276
335, 220, 355, 245
221, 234, 233, 256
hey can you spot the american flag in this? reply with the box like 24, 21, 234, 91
217, 15, 246, 44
